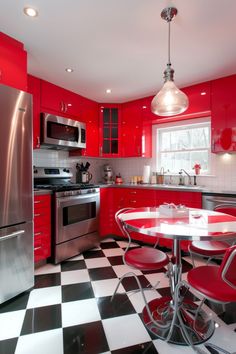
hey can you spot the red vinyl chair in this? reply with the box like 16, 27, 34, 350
189, 205, 236, 267
166, 245, 236, 352
111, 208, 170, 328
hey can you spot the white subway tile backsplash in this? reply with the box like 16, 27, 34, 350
33, 149, 236, 191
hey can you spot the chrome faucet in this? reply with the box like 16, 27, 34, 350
179, 169, 192, 185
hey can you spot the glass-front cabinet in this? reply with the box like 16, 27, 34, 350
99, 105, 121, 157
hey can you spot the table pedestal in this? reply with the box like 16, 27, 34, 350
142, 296, 215, 345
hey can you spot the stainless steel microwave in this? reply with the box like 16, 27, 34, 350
41, 113, 86, 150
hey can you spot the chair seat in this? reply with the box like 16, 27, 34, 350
187, 265, 236, 302
125, 247, 169, 270
189, 241, 229, 256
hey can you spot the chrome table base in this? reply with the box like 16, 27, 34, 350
142, 297, 215, 345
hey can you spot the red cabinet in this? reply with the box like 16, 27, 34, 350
0, 32, 27, 91
27, 75, 41, 149
34, 194, 51, 262
70, 100, 99, 157
99, 187, 202, 251
41, 79, 83, 118
99, 105, 121, 157
121, 100, 152, 157
211, 74, 236, 153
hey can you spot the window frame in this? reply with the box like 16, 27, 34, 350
153, 118, 211, 175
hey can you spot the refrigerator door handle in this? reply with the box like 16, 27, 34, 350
0, 230, 25, 242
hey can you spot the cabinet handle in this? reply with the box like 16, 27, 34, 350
130, 200, 137, 203
64, 102, 68, 112
60, 101, 64, 112
34, 213, 41, 217
34, 232, 42, 236
37, 136, 40, 147
130, 191, 137, 194
34, 200, 41, 204
34, 246, 42, 251
0, 230, 25, 242
100, 146, 103, 156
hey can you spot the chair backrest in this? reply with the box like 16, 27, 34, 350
115, 208, 134, 237
219, 245, 236, 289
214, 204, 236, 217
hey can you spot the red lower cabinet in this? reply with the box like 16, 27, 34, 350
34, 194, 51, 262
99, 187, 202, 252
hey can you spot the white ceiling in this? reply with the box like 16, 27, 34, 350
0, 0, 236, 103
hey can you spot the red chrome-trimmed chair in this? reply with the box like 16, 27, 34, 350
167, 245, 236, 352
189, 205, 236, 267
111, 208, 170, 328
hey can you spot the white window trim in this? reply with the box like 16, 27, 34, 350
153, 117, 211, 175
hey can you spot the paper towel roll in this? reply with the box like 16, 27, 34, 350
143, 165, 150, 183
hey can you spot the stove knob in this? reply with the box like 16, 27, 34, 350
34, 169, 38, 174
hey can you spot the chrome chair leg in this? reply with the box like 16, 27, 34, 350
111, 272, 171, 329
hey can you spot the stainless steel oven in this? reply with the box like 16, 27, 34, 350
54, 190, 99, 262
34, 167, 100, 264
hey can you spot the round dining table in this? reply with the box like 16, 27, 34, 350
117, 206, 236, 346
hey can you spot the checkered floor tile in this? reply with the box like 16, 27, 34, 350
0, 237, 236, 354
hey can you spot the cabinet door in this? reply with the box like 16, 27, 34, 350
211, 75, 236, 152
27, 75, 41, 149
99, 105, 121, 157
121, 103, 142, 157
0, 32, 27, 91
121, 101, 152, 158
41, 80, 82, 117
76, 102, 99, 157
34, 194, 51, 262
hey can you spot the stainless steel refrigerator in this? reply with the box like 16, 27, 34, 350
0, 84, 34, 304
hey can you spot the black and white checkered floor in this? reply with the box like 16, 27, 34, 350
0, 237, 236, 354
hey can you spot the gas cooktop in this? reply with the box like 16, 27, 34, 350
34, 183, 99, 192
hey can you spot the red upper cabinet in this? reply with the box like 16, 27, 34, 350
211, 74, 236, 153
0, 32, 27, 91
80, 102, 99, 157
99, 104, 121, 157
27, 75, 41, 149
121, 99, 152, 157
70, 100, 99, 157
41, 79, 83, 118
121, 101, 142, 157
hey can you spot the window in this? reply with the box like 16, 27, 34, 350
155, 119, 211, 174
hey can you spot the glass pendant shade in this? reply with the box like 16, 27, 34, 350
151, 79, 189, 116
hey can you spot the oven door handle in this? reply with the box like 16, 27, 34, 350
57, 193, 99, 204
205, 198, 236, 205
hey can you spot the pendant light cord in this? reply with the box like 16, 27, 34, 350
168, 13, 171, 66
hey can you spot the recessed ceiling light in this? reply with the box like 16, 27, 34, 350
106, 89, 112, 94
200, 92, 206, 95
23, 7, 38, 17
65, 68, 73, 73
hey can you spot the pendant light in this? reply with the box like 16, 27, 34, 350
151, 7, 189, 117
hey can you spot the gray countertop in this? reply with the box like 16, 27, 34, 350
98, 183, 236, 195
34, 189, 52, 196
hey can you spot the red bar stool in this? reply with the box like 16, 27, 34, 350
111, 208, 170, 328
189, 205, 236, 267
